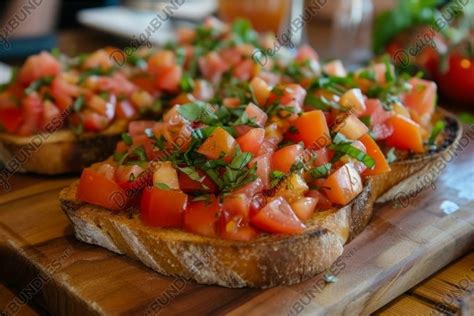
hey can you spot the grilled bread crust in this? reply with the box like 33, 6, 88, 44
0, 120, 127, 175
59, 110, 462, 288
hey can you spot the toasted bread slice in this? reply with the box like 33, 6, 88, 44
0, 120, 128, 175
59, 110, 462, 288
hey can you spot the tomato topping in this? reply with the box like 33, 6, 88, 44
403, 78, 437, 126
222, 193, 250, 220
323, 60, 346, 77
19, 52, 61, 86
251, 197, 306, 234
286, 110, 331, 148
236, 128, 265, 156
322, 163, 363, 205
385, 114, 425, 154
291, 197, 317, 221
17, 93, 43, 136
249, 153, 271, 189
178, 170, 218, 193
155, 64, 182, 93
220, 215, 259, 241
334, 114, 369, 141
244, 103, 268, 127
184, 195, 221, 237
250, 77, 271, 106
359, 134, 391, 176
197, 127, 237, 160
140, 187, 188, 228
0, 108, 23, 134
77, 168, 127, 210
271, 144, 304, 173
295, 45, 319, 63
306, 190, 333, 210
116, 99, 137, 119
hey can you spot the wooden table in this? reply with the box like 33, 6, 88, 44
0, 29, 473, 315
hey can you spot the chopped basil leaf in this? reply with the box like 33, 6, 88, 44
229, 152, 253, 170
329, 142, 376, 168
309, 163, 332, 179
428, 120, 445, 146
122, 133, 133, 146
133, 146, 147, 161
25, 76, 53, 95
270, 170, 286, 188
305, 95, 342, 111
178, 102, 218, 125
155, 182, 170, 190
73, 96, 85, 112
359, 116, 371, 127
359, 69, 376, 81
180, 73, 194, 92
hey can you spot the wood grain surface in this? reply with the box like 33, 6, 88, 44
0, 126, 473, 316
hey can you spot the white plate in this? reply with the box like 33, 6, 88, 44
78, 2, 217, 45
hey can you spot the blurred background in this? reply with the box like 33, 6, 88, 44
0, 0, 473, 108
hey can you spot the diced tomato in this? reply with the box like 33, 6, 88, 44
249, 153, 271, 189
306, 190, 333, 210
220, 221, 259, 241
197, 127, 237, 160
192, 80, 214, 102
362, 98, 393, 140
334, 114, 369, 140
223, 97, 241, 108
280, 84, 307, 108
77, 168, 127, 210
97, 73, 137, 97
87, 94, 116, 120
403, 78, 437, 123
385, 114, 425, 154
323, 60, 346, 77
236, 128, 265, 156
81, 110, 110, 132
115, 164, 145, 187
17, 93, 43, 136
232, 59, 253, 81
128, 121, 156, 137
291, 197, 317, 221
51, 77, 80, 111
83, 49, 113, 71
286, 110, 331, 148
295, 44, 319, 63
322, 163, 363, 205
250, 77, 271, 106
235, 178, 265, 199
250, 197, 305, 234
155, 64, 182, 93
245, 103, 268, 127
359, 134, 391, 176
153, 161, 180, 190
184, 195, 221, 237
222, 193, 250, 220
116, 99, 137, 119
312, 147, 330, 167
140, 187, 188, 228
199, 52, 229, 83
0, 108, 23, 134
219, 47, 242, 67
339, 88, 366, 115
178, 169, 218, 193
19, 52, 61, 86
176, 27, 196, 44
130, 74, 156, 94
148, 50, 175, 74
271, 144, 304, 173
275, 173, 309, 203
41, 100, 61, 129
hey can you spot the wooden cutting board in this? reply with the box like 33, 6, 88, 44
0, 127, 473, 316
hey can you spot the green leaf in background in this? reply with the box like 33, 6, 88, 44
373, 0, 442, 53
458, 112, 474, 125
